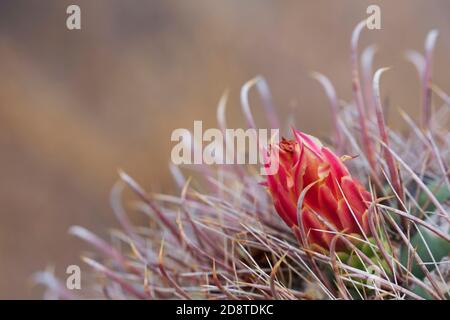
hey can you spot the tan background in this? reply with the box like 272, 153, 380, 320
0, 0, 449, 298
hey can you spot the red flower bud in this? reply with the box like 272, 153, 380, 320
265, 129, 371, 251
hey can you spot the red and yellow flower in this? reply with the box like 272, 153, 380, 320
265, 130, 371, 251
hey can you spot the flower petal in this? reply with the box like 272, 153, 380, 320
293, 130, 323, 159
321, 147, 350, 179
336, 198, 358, 233
302, 209, 331, 249
340, 176, 367, 215
318, 184, 343, 229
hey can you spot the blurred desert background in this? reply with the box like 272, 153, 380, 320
0, 0, 449, 298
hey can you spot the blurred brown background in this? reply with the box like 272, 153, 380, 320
0, 0, 448, 299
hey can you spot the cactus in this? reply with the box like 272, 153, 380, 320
36, 22, 449, 300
